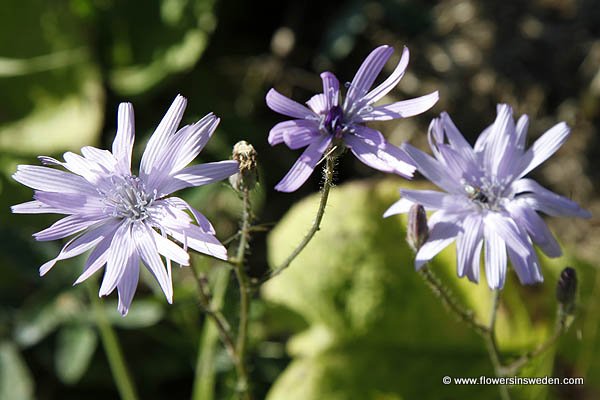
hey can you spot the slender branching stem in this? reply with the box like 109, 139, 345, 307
86, 283, 139, 400
418, 266, 489, 335
191, 266, 237, 362
484, 290, 511, 400
263, 156, 336, 283
501, 304, 570, 376
230, 187, 253, 400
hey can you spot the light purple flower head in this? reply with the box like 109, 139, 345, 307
266, 45, 439, 192
12, 95, 239, 315
384, 104, 591, 289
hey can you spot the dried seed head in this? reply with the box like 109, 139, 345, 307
230, 140, 258, 191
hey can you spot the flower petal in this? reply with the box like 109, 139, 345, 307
112, 102, 135, 174
159, 197, 215, 234
321, 72, 340, 109
274, 135, 332, 192
168, 225, 228, 260
344, 45, 394, 109
399, 189, 463, 211
268, 120, 320, 146
456, 214, 483, 283
344, 134, 416, 178
11, 200, 64, 214
517, 122, 570, 178
74, 225, 120, 284
152, 230, 189, 266
34, 215, 104, 241
483, 226, 507, 290
140, 95, 187, 179
358, 91, 438, 121
116, 256, 140, 316
160, 160, 240, 196
483, 212, 529, 258
266, 88, 318, 119
505, 202, 561, 257
13, 165, 96, 195
510, 178, 591, 218
362, 46, 410, 104
415, 216, 461, 269
383, 197, 414, 217
402, 144, 462, 193
99, 223, 134, 297
133, 223, 173, 303
507, 243, 543, 285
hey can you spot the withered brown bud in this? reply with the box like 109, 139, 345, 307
407, 204, 428, 252
556, 267, 577, 314
230, 141, 258, 191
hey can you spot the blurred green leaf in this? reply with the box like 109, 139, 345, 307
263, 179, 558, 400
103, 299, 164, 329
14, 292, 82, 348
0, 341, 34, 400
55, 323, 98, 384
105, 0, 218, 95
0, 0, 104, 155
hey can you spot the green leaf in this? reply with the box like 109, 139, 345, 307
0, 341, 34, 400
55, 323, 98, 384
0, 0, 103, 156
103, 299, 164, 329
263, 179, 558, 400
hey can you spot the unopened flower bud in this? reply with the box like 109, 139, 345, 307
230, 140, 258, 191
556, 267, 577, 314
407, 204, 428, 252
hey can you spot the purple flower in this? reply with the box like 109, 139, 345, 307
266, 45, 439, 192
384, 105, 591, 289
12, 95, 239, 315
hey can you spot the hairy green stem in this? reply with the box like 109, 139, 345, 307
86, 284, 138, 400
484, 291, 510, 400
264, 156, 335, 283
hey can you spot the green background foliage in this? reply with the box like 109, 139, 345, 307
0, 0, 598, 399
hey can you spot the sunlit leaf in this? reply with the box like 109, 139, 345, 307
0, 341, 34, 400
55, 323, 98, 384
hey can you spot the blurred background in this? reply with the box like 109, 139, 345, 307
0, 0, 599, 399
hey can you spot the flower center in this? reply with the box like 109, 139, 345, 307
321, 105, 345, 137
102, 175, 156, 221
462, 177, 508, 211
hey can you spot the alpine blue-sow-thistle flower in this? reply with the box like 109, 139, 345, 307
12, 95, 239, 315
384, 104, 591, 289
266, 45, 439, 192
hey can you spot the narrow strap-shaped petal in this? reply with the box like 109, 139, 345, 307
516, 122, 570, 179
485, 104, 514, 176
436, 144, 482, 184
438, 112, 478, 165
399, 189, 462, 211
483, 226, 507, 290
140, 95, 187, 179
38, 222, 117, 276
274, 135, 332, 192
152, 230, 189, 266
383, 197, 414, 217
456, 214, 483, 282
134, 223, 173, 303
507, 242, 543, 285
266, 88, 318, 119
81, 146, 118, 171
116, 255, 140, 316
357, 91, 438, 121
510, 178, 591, 218
415, 217, 461, 269
159, 197, 215, 234
344, 45, 394, 109
12, 200, 65, 214
402, 143, 463, 193
34, 215, 104, 241
362, 46, 410, 104
13, 165, 96, 195
306, 94, 327, 115
62, 152, 110, 186
268, 119, 320, 146
159, 160, 240, 196
505, 201, 561, 257
168, 225, 228, 260
99, 223, 133, 297
344, 135, 416, 178
483, 211, 529, 257
112, 102, 135, 174
321, 72, 340, 109
515, 114, 529, 151
74, 224, 120, 284
283, 126, 320, 150
34, 191, 105, 218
